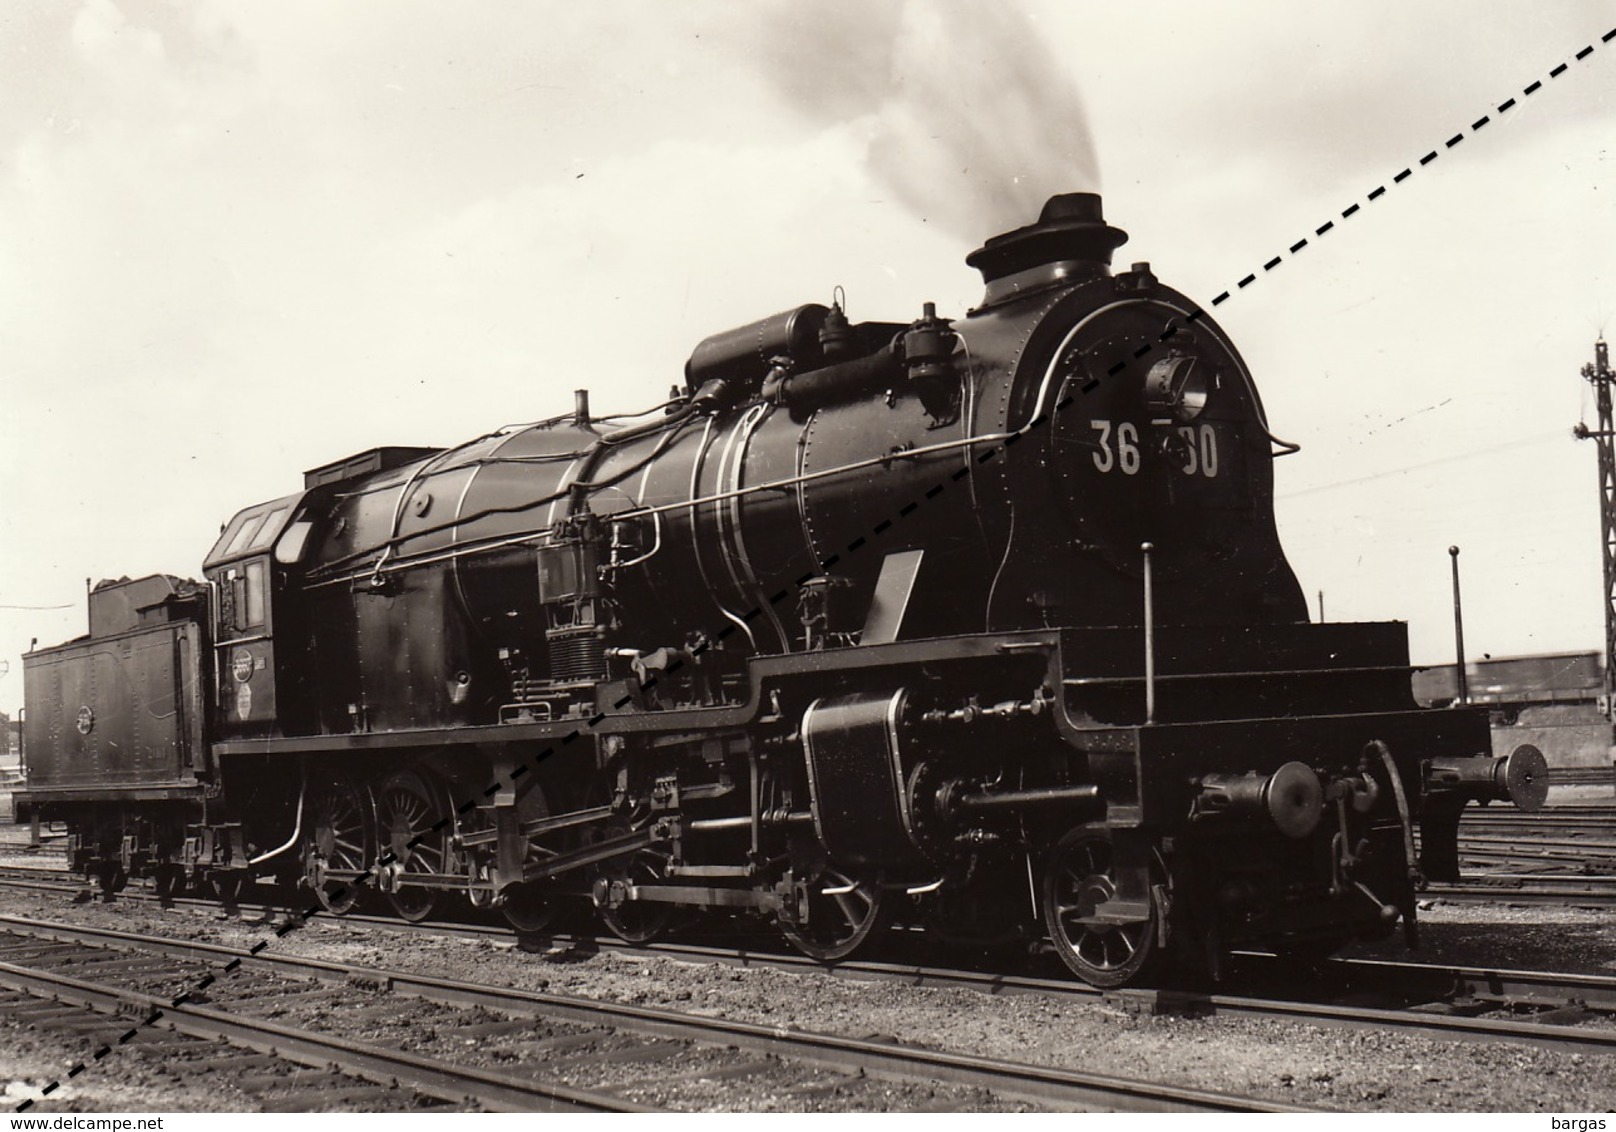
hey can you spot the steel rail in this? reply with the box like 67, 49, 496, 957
7, 862, 1616, 967
12, 905, 1616, 1068
1459, 835, 1616, 852
1191, 985, 1616, 1054
1423, 882, 1616, 908
1314, 954, 1616, 1011
1442, 872, 1616, 884
8, 863, 1616, 922
0, 956, 657, 1113
8, 877, 1616, 1054
0, 867, 74, 883
1456, 848, 1616, 867
697, 943, 1616, 1056
1461, 815, 1616, 829
0, 915, 1304, 1113
8, 866, 1616, 998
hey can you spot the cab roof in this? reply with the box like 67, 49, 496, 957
203, 492, 305, 569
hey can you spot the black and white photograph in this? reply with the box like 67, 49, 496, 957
0, 0, 1613, 1118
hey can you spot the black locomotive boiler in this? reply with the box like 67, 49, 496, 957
18, 193, 1546, 986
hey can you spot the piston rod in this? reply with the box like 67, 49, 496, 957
949, 783, 1102, 817
685, 812, 815, 832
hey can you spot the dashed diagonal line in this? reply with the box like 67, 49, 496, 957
1208, 31, 1613, 307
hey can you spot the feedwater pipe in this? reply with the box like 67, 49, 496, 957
248, 771, 307, 867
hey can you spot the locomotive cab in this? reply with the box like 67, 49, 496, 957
204, 492, 311, 734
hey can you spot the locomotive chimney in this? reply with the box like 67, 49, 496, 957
967, 192, 1128, 307
574, 389, 591, 426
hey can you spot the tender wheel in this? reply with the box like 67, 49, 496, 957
153, 864, 183, 903
210, 870, 247, 907
597, 839, 676, 944
376, 768, 450, 922
1042, 830, 1163, 988
96, 863, 128, 901
778, 862, 892, 962
307, 772, 375, 915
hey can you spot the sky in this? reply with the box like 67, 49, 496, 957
0, 1, 1612, 715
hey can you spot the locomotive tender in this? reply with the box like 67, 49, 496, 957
18, 193, 1546, 986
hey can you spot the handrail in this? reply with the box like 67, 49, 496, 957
1063, 663, 1414, 686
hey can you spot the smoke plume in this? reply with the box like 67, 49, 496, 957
738, 0, 1101, 243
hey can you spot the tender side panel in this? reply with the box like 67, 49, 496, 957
22, 621, 207, 789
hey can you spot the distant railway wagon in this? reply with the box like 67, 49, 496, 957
1413, 651, 1603, 716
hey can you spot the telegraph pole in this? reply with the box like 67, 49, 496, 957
1574, 338, 1616, 725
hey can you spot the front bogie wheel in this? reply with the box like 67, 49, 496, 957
1042, 829, 1165, 988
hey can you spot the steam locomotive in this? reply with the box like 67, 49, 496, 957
17, 193, 1546, 986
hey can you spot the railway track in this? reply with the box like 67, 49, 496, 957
1461, 814, 1615, 835
1459, 836, 1616, 858
9, 855, 1612, 927
4, 855, 1616, 972
0, 987, 458, 1113
1432, 802, 1616, 888
3, 875, 1615, 1066
0, 974, 616, 1113
3, 867, 1615, 1112
0, 914, 1301, 1113
1426, 876, 1616, 907
1455, 845, 1616, 876
511, 928, 1616, 1058
0, 929, 655, 1112
0, 866, 72, 884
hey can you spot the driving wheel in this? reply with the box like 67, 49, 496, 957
596, 822, 675, 944
307, 771, 375, 914
497, 782, 560, 933
501, 883, 558, 933
778, 862, 892, 962
376, 768, 450, 922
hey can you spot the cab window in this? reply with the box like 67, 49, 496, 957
223, 513, 268, 558
244, 559, 267, 627
249, 507, 291, 553
219, 558, 269, 635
